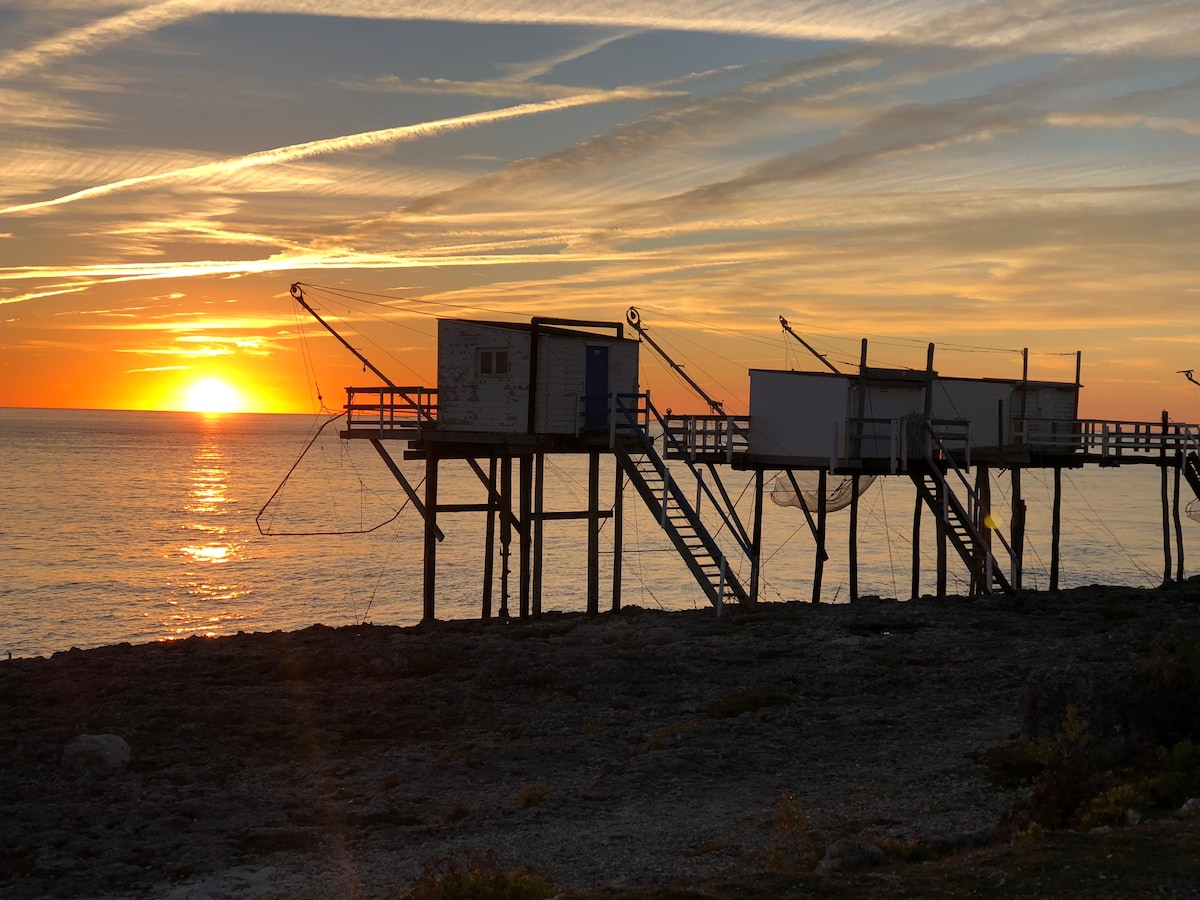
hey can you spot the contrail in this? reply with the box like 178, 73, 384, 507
0, 90, 652, 215
0, 0, 205, 80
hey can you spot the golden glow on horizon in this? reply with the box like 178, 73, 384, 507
184, 378, 241, 414
2, 3, 1196, 422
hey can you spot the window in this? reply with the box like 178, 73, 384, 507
477, 348, 509, 376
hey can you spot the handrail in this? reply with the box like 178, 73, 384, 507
612, 393, 754, 557
922, 420, 1013, 584
1178, 421, 1200, 459
1013, 418, 1200, 456
660, 413, 751, 463
344, 386, 437, 432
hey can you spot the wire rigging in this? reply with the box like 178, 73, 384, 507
256, 412, 417, 537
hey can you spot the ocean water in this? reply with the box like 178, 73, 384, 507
0, 408, 1191, 658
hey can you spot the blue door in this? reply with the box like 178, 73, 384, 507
584, 345, 609, 432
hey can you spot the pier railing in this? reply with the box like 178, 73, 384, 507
661, 413, 750, 463
343, 386, 437, 435
1014, 418, 1200, 460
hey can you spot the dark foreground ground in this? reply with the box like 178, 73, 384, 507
4, 583, 1200, 898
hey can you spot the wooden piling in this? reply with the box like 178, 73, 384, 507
749, 469, 765, 605
519, 454, 532, 618
911, 489, 922, 600
1162, 411, 1172, 585
533, 452, 545, 617
1050, 466, 1062, 591
849, 473, 860, 601
975, 465, 991, 594
612, 457, 623, 612
500, 455, 512, 618
1011, 467, 1024, 590
812, 469, 827, 604
936, 476, 947, 599
423, 456, 439, 621
1174, 453, 1185, 582
482, 456, 497, 619
587, 450, 600, 615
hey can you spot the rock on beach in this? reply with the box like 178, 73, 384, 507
61, 734, 131, 774
2, 582, 1200, 898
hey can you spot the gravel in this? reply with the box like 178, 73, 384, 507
3, 581, 1199, 898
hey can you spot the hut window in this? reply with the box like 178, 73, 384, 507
478, 348, 509, 376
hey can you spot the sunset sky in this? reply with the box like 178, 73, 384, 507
1, 1, 1197, 418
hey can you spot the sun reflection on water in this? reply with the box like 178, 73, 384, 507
168, 426, 254, 639
181, 544, 231, 563
180, 433, 236, 566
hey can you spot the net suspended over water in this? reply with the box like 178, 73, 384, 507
769, 471, 877, 513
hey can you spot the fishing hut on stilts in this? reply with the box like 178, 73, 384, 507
291, 283, 1200, 618
293, 284, 750, 620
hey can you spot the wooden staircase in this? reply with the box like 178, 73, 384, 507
612, 396, 752, 609
1184, 451, 1200, 501
908, 459, 1012, 594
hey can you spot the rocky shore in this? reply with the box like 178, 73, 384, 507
4, 583, 1200, 898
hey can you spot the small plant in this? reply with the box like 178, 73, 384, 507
517, 784, 553, 809
1150, 739, 1200, 803
765, 791, 821, 874
999, 631, 1200, 837
406, 851, 557, 900
1079, 782, 1150, 830
1011, 820, 1045, 842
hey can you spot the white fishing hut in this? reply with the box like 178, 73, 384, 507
316, 295, 660, 624
434, 318, 639, 437
745, 367, 1082, 470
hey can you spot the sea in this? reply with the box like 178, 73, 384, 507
1, 407, 1190, 658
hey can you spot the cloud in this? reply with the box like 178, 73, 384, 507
0, 1, 207, 80
6, 0, 1195, 90
1047, 112, 1200, 137
0, 87, 102, 128
339, 74, 684, 102
0, 90, 659, 215
497, 27, 638, 81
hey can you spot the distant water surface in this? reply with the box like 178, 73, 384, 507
0, 408, 1191, 657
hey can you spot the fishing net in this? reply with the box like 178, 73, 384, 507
769, 470, 876, 513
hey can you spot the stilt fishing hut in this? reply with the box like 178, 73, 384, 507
291, 282, 1200, 618
674, 321, 1200, 600
293, 284, 752, 621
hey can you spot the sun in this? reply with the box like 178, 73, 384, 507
184, 378, 242, 414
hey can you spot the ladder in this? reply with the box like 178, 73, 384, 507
612, 395, 752, 609
1184, 451, 1200, 502
908, 423, 1013, 595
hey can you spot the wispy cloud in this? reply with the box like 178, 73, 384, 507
339, 74, 685, 102
6, 1, 1194, 90
1047, 113, 1200, 137
0, 90, 660, 215
0, 1, 207, 80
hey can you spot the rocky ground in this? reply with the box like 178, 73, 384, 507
3, 583, 1200, 899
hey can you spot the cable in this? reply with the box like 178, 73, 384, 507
256, 413, 417, 536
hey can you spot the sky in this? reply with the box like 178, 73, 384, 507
1, 0, 1198, 418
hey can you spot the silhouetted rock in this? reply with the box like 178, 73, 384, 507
61, 734, 130, 774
